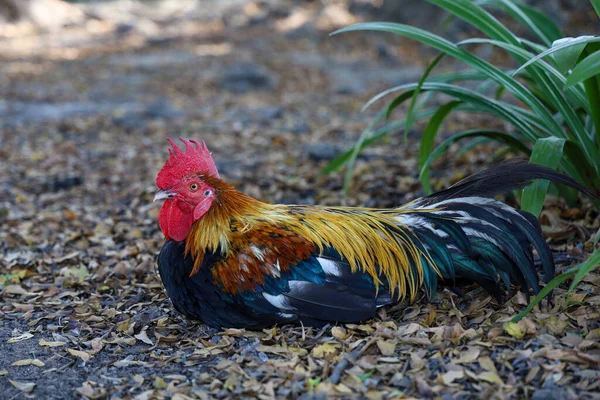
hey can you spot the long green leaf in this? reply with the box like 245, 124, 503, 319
521, 137, 565, 217
418, 100, 464, 194
333, 22, 563, 137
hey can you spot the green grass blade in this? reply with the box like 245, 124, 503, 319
521, 137, 565, 217
321, 108, 438, 175
511, 267, 578, 323
582, 74, 600, 156
477, 0, 562, 45
456, 137, 493, 157
427, 0, 518, 45
418, 100, 464, 194
512, 36, 600, 77
342, 114, 386, 195
419, 130, 531, 183
565, 50, 600, 87
532, 68, 598, 167
563, 140, 600, 189
494, 0, 556, 46
384, 89, 428, 120
567, 248, 600, 297
459, 38, 590, 112
403, 54, 445, 141
592, 0, 600, 19
361, 80, 552, 141
417, 82, 549, 140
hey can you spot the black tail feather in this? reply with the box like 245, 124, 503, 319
425, 159, 599, 204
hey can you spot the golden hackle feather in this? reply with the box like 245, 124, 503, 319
186, 177, 441, 301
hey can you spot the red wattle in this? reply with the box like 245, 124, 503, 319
159, 201, 193, 242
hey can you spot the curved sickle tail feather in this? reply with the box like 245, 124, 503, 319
400, 160, 598, 301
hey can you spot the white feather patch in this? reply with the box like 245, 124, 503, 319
317, 257, 342, 276
289, 281, 311, 293
395, 214, 449, 238
263, 293, 292, 309
278, 312, 296, 319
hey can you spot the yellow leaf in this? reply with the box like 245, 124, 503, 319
376, 340, 396, 356
410, 352, 425, 370
478, 371, 504, 385
154, 376, 167, 389
503, 322, 525, 339
9, 380, 35, 393
289, 347, 308, 356
8, 332, 33, 343
0, 369, 8, 376
331, 326, 348, 340
540, 316, 568, 335
12, 359, 45, 367
478, 356, 497, 373
312, 343, 338, 358
63, 266, 88, 283
3, 285, 28, 295
455, 347, 480, 364
39, 338, 66, 347
117, 318, 131, 332
442, 369, 464, 385
67, 348, 91, 362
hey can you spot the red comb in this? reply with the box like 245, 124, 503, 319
156, 137, 220, 188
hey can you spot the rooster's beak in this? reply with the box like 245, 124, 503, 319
153, 189, 176, 202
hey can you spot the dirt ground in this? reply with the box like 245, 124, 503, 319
0, 1, 599, 399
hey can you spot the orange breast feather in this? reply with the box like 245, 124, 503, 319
210, 223, 316, 295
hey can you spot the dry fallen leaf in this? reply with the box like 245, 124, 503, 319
312, 343, 339, 358
477, 371, 504, 385
376, 340, 396, 356
134, 329, 154, 345
39, 338, 66, 347
410, 352, 425, 371
455, 347, 480, 364
478, 356, 497, 373
9, 380, 36, 393
539, 316, 569, 335
7, 332, 33, 343
3, 285, 29, 296
331, 326, 348, 340
67, 348, 91, 362
12, 358, 45, 367
442, 369, 464, 385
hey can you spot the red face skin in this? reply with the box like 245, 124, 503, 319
157, 177, 216, 242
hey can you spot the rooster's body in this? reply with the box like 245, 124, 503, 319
154, 138, 594, 329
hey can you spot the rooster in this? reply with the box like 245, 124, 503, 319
154, 137, 596, 329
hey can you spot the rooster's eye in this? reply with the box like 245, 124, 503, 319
190, 183, 198, 191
